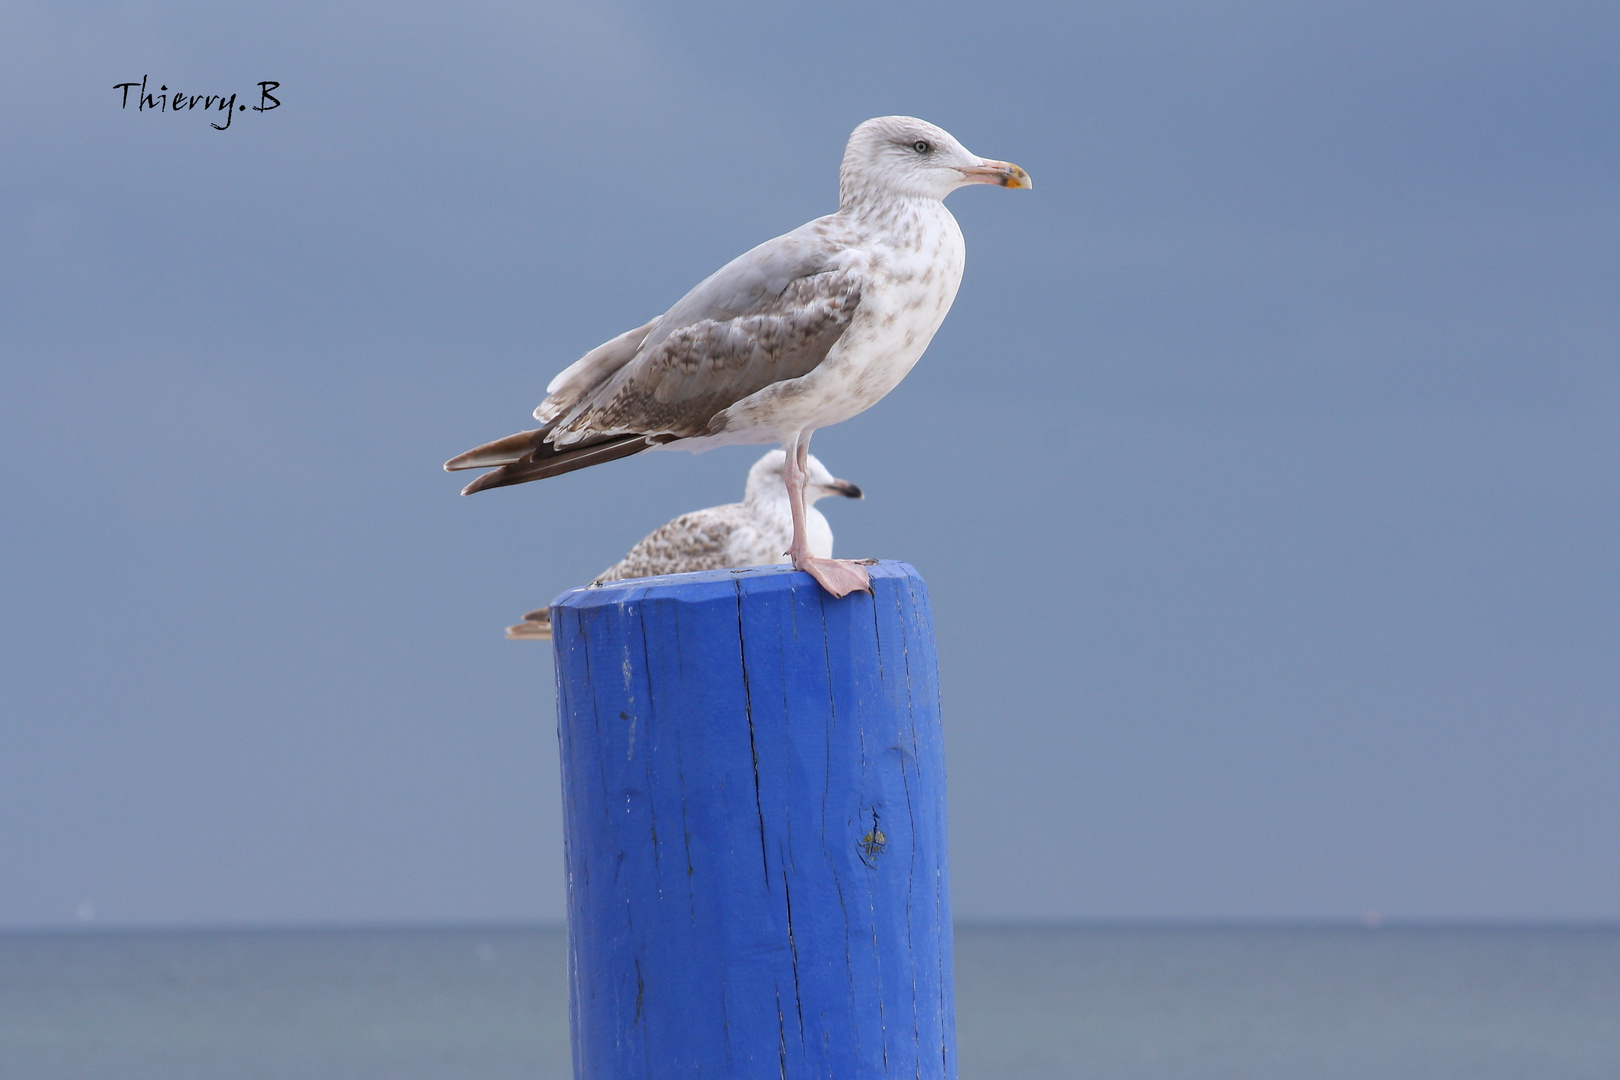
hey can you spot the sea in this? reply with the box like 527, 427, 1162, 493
1, 924, 1615, 1079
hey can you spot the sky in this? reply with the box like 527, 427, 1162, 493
2, 0, 1616, 927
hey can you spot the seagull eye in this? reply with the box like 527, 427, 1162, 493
912, 140, 932, 154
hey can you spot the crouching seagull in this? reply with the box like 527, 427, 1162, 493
508, 450, 863, 640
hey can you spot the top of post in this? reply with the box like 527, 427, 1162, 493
551, 560, 927, 616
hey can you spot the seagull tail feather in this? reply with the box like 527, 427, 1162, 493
458, 433, 673, 495
507, 608, 553, 641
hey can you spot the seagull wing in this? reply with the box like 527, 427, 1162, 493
550, 225, 864, 442
447, 223, 863, 494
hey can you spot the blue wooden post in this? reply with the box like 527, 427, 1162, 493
549, 561, 956, 1080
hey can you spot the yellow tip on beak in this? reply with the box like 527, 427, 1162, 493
960, 159, 1032, 189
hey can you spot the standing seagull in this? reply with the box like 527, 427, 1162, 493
509, 450, 863, 640
447, 115, 1029, 597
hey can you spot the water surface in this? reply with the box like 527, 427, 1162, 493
2, 924, 1614, 1079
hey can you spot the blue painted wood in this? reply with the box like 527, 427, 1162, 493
550, 561, 956, 1080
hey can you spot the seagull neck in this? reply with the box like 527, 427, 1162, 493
837, 189, 934, 227
745, 486, 794, 509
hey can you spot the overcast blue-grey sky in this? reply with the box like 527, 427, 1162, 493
2, 0, 1616, 927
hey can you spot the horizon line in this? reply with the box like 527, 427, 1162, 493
4, 916, 1618, 936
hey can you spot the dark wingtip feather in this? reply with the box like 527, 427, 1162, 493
445, 428, 547, 472
460, 469, 513, 495
457, 433, 675, 495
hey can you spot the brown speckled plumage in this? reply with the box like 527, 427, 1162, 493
590, 509, 742, 583
505, 451, 860, 639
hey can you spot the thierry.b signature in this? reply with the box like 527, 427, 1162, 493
113, 76, 281, 130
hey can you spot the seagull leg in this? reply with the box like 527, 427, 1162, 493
784, 435, 872, 598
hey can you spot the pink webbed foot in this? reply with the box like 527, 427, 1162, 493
795, 555, 874, 598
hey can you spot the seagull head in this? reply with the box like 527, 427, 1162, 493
839, 116, 1031, 208
747, 450, 864, 504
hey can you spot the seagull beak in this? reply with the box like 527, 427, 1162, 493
958, 158, 1032, 189
828, 479, 864, 500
